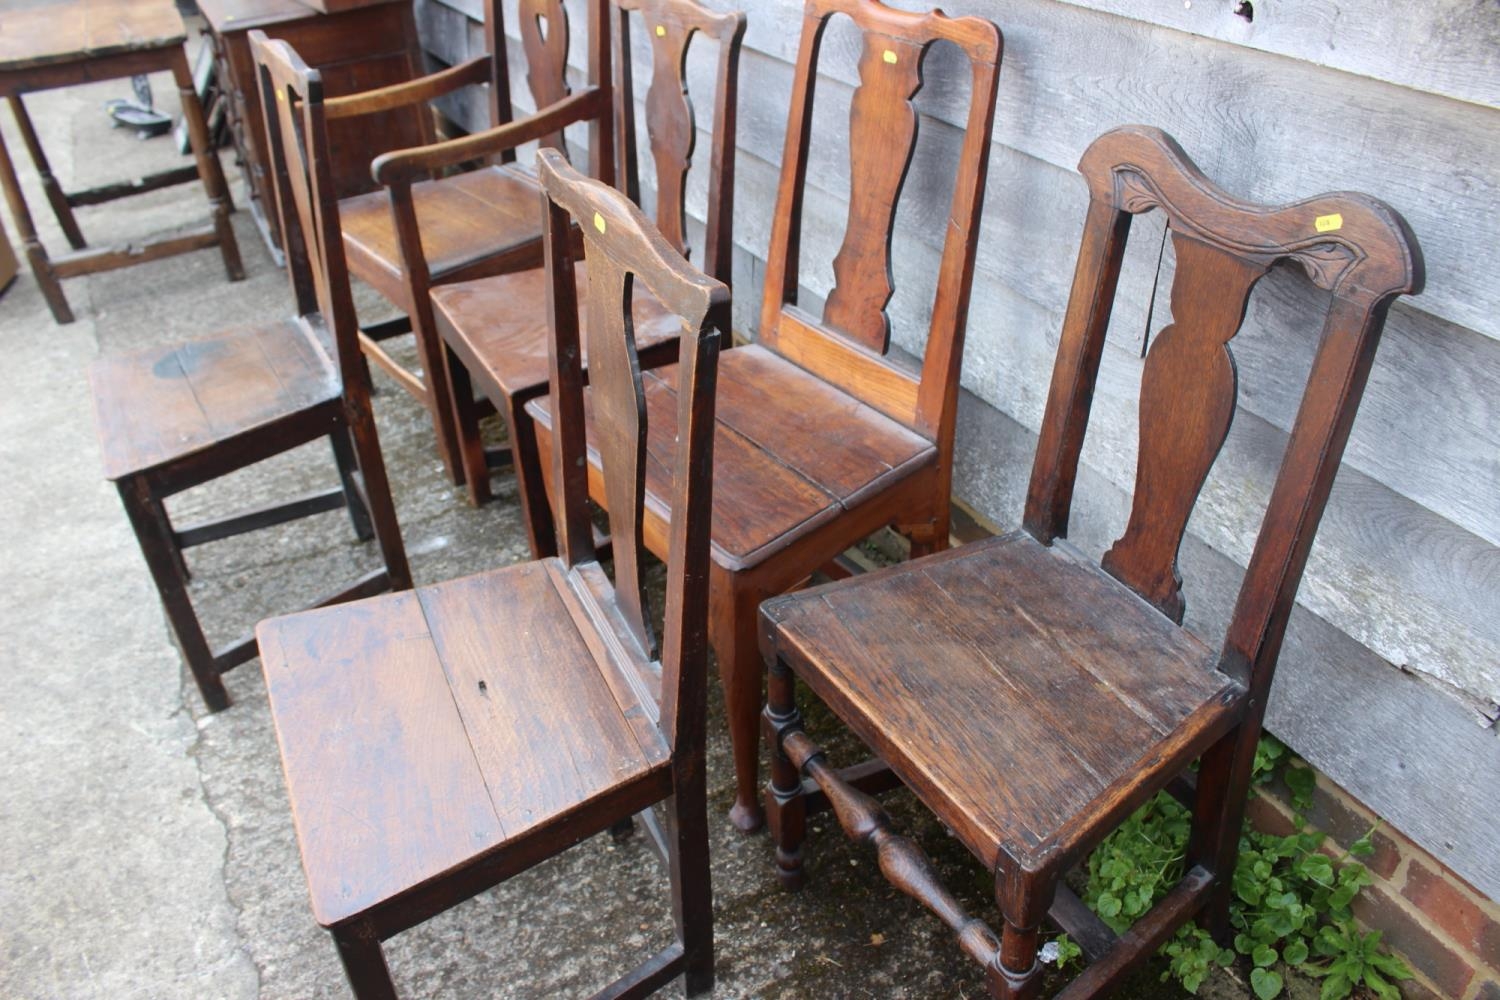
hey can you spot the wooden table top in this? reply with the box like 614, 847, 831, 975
196, 0, 323, 33
0, 0, 185, 71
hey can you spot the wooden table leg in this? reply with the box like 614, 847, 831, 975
170, 48, 242, 282
6, 95, 85, 250
0, 114, 71, 323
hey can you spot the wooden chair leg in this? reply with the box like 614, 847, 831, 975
116, 476, 229, 712
330, 427, 375, 541
988, 874, 1053, 1000
407, 295, 466, 488
7, 96, 85, 250
344, 406, 413, 592
332, 922, 398, 1000
507, 398, 558, 560
765, 654, 808, 889
1187, 723, 1260, 944
715, 580, 768, 832
0, 118, 71, 323
170, 49, 243, 282
444, 341, 492, 506
666, 773, 714, 996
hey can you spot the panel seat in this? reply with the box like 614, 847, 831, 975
339, 164, 545, 296
527, 343, 937, 570
431, 261, 682, 401
257, 559, 671, 929
89, 317, 340, 481
761, 530, 1242, 872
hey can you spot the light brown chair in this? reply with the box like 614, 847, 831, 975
255, 135, 727, 997
432, 0, 744, 516
322, 0, 614, 486
530, 0, 1003, 830
84, 29, 413, 713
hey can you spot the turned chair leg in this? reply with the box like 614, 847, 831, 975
330, 427, 375, 541
987, 873, 1054, 1000
765, 654, 808, 888
333, 921, 398, 1000
667, 774, 714, 996
116, 476, 228, 712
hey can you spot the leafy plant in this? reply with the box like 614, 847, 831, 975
1076, 736, 1412, 999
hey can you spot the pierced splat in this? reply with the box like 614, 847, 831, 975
821, 29, 925, 354
637, 18, 697, 257
1101, 230, 1270, 622
519, 0, 572, 150
583, 258, 659, 659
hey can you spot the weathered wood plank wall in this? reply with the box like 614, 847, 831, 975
410, 0, 1500, 900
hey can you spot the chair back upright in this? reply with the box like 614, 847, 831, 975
488, 0, 615, 181
538, 146, 728, 755
758, 0, 1001, 449
1023, 124, 1423, 702
614, 0, 745, 284
253, 33, 372, 405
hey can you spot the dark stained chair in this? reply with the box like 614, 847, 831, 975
323, 0, 614, 486
529, 0, 1003, 829
759, 125, 1424, 999
432, 0, 744, 514
255, 145, 727, 999
83, 31, 412, 714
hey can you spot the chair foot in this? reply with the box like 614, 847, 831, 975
729, 798, 764, 833
774, 843, 805, 890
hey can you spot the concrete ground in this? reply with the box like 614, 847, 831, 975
0, 51, 1262, 1000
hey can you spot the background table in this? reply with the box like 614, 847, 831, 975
0, 0, 244, 323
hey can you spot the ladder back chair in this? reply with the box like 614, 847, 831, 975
255, 146, 727, 999
759, 125, 1423, 999
432, 0, 744, 514
84, 33, 413, 714
530, 0, 1001, 830
325, 0, 614, 485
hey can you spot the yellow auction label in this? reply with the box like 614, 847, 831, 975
655, 24, 666, 36
883, 49, 898, 64
594, 212, 607, 234
1315, 213, 1343, 233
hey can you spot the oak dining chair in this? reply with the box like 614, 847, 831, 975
85, 29, 413, 713
530, 0, 1003, 830
431, 0, 744, 516
322, 0, 614, 487
759, 125, 1424, 999
255, 141, 727, 998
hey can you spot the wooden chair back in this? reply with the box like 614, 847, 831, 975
758, 0, 1001, 445
488, 0, 612, 172
252, 33, 371, 402
538, 146, 728, 754
614, 0, 744, 284
1023, 124, 1423, 700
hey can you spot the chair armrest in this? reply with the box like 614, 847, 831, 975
370, 88, 604, 186
323, 56, 490, 121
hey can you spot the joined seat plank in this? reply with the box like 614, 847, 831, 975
528, 344, 938, 569
432, 261, 682, 400
89, 319, 340, 481
339, 164, 544, 288
762, 531, 1240, 869
259, 559, 670, 928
